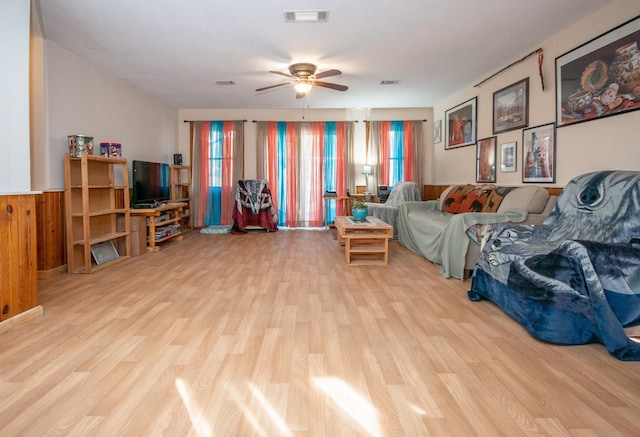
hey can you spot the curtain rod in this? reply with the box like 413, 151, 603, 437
183, 119, 247, 123
251, 120, 363, 123
250, 119, 427, 123
363, 119, 427, 122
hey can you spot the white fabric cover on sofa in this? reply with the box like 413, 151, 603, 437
365, 181, 421, 239
397, 185, 558, 280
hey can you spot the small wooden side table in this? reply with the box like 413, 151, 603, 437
334, 216, 393, 265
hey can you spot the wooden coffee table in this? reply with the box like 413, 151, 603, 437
334, 216, 393, 265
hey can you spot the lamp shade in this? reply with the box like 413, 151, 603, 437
362, 165, 372, 175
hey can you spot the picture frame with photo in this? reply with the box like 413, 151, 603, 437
445, 97, 477, 149
493, 78, 529, 134
556, 16, 640, 127
522, 123, 556, 183
433, 119, 442, 144
500, 141, 517, 172
476, 136, 497, 183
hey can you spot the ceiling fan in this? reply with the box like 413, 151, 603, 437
255, 63, 348, 98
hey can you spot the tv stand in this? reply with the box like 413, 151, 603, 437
130, 202, 187, 252
132, 201, 159, 209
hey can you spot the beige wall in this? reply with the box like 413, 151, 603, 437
433, 0, 640, 186
178, 107, 433, 187
35, 0, 639, 191
1, 0, 31, 193
41, 41, 179, 190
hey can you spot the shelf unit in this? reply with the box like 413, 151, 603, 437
130, 203, 187, 252
170, 164, 192, 229
64, 153, 131, 274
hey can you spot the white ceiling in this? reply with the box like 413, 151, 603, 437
38, 0, 614, 110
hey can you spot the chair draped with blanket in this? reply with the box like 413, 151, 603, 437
365, 181, 421, 238
231, 179, 278, 234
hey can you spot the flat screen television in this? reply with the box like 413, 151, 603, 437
131, 160, 171, 207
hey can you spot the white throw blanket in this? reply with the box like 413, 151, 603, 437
397, 200, 528, 279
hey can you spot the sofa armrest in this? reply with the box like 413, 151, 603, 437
399, 200, 441, 213
438, 209, 528, 279
522, 195, 558, 225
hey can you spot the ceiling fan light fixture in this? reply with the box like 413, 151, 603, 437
294, 82, 313, 93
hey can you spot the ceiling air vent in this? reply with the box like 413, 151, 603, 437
215, 80, 235, 86
284, 10, 329, 22
380, 80, 399, 85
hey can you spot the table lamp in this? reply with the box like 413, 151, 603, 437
362, 165, 372, 194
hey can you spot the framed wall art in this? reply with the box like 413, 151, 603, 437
445, 97, 477, 149
556, 16, 640, 127
500, 141, 517, 172
433, 119, 442, 143
493, 78, 529, 134
522, 123, 555, 183
476, 136, 497, 183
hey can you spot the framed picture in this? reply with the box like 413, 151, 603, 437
433, 119, 442, 143
445, 97, 477, 149
493, 78, 529, 134
476, 136, 497, 183
500, 142, 517, 172
556, 16, 640, 127
522, 123, 555, 183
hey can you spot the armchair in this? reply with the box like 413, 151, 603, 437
365, 181, 421, 238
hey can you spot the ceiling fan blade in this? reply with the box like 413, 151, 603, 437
255, 82, 291, 92
269, 70, 295, 79
296, 92, 306, 99
314, 69, 342, 79
314, 80, 348, 92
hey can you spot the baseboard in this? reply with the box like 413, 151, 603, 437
0, 305, 44, 334
38, 264, 67, 279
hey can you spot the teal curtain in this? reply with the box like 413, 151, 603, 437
389, 120, 404, 188
277, 122, 287, 225
204, 121, 223, 225
324, 122, 337, 222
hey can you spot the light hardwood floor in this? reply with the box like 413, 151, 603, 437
2, 229, 640, 436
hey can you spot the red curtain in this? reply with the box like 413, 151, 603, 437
197, 123, 210, 226
220, 121, 234, 224
403, 120, 414, 181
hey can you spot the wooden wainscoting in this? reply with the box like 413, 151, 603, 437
36, 191, 67, 278
423, 184, 563, 200
0, 193, 39, 322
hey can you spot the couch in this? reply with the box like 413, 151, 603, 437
364, 181, 422, 239
468, 170, 640, 360
397, 184, 557, 280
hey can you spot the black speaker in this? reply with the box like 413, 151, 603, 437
378, 185, 390, 202
173, 154, 182, 165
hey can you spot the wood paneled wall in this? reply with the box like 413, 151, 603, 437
36, 191, 66, 277
423, 184, 563, 201
0, 194, 38, 321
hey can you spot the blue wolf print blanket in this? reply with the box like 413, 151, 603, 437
468, 171, 640, 360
